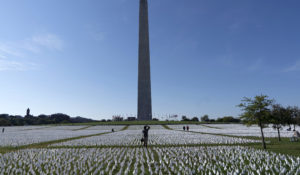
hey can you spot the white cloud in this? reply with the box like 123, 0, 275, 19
0, 59, 26, 71
0, 43, 23, 57
32, 34, 63, 50
283, 60, 300, 72
0, 33, 63, 71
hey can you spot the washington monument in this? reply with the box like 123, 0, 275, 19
138, 0, 152, 120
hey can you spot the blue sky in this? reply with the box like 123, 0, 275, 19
1, 0, 300, 120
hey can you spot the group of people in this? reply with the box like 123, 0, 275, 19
183, 126, 189, 131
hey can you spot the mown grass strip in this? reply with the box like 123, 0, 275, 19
161, 125, 172, 130
72, 125, 94, 131
200, 124, 222, 129
22, 126, 55, 131
120, 125, 129, 131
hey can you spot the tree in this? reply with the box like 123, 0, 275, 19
191, 117, 199, 121
181, 116, 189, 121
216, 116, 240, 123
290, 106, 300, 131
0, 114, 9, 119
0, 118, 11, 126
295, 107, 300, 126
284, 106, 294, 130
270, 104, 286, 141
238, 95, 273, 149
200, 115, 209, 122
209, 119, 216, 122
50, 113, 71, 123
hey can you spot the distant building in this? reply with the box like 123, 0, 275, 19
127, 117, 136, 121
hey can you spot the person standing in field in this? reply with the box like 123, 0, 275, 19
186, 126, 189, 131
142, 125, 150, 147
2, 128, 4, 133
183, 126, 186, 131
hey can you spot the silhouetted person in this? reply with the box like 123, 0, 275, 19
2, 128, 4, 133
183, 126, 186, 131
112, 128, 114, 132
187, 126, 189, 131
142, 125, 150, 147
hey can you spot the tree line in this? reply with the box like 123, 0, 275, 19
180, 115, 241, 123
0, 113, 95, 126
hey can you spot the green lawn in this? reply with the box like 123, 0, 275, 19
251, 137, 300, 157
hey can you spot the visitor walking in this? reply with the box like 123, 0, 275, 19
183, 126, 186, 131
186, 126, 189, 131
2, 128, 4, 133
142, 125, 150, 147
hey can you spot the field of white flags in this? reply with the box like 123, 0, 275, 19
1, 124, 299, 174
0, 125, 124, 146
53, 125, 258, 146
1, 146, 300, 175
168, 124, 300, 137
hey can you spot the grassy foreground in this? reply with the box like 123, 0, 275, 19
251, 137, 300, 157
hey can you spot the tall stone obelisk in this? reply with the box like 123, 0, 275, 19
138, 0, 152, 121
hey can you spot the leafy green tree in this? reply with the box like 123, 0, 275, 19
238, 95, 273, 149
191, 117, 199, 121
295, 107, 300, 126
270, 104, 287, 141
284, 106, 294, 130
216, 116, 241, 123
50, 113, 71, 123
0, 118, 11, 126
181, 116, 189, 121
200, 115, 209, 122
290, 106, 300, 131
